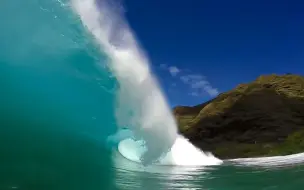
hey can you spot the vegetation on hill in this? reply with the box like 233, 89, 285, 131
174, 74, 304, 159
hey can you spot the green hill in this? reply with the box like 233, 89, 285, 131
174, 74, 304, 159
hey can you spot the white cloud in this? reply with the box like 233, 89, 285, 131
159, 64, 181, 76
180, 74, 203, 83
180, 74, 219, 97
168, 66, 180, 76
189, 92, 199, 96
191, 80, 208, 89
159, 64, 219, 97
202, 85, 219, 97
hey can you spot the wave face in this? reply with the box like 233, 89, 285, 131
0, 0, 118, 189
71, 0, 222, 166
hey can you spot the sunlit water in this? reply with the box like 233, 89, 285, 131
1, 0, 304, 189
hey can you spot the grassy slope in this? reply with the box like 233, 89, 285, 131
175, 74, 304, 158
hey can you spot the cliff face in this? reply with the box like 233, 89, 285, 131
174, 74, 304, 159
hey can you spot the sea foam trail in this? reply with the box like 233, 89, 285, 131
228, 152, 304, 167
71, 0, 222, 165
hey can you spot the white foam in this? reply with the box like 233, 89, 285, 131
70, 0, 222, 165
119, 135, 223, 166
229, 152, 304, 167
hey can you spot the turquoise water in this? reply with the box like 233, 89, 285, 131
1, 0, 304, 189
1, 1, 115, 189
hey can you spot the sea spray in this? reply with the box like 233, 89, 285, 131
71, 0, 178, 164
71, 0, 222, 166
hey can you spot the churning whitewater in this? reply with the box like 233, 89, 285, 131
71, 0, 222, 166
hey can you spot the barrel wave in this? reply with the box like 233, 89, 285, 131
71, 0, 222, 166
2, 1, 304, 189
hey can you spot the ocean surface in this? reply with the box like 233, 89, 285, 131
1, 0, 304, 189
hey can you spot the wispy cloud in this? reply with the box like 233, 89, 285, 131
180, 74, 219, 97
168, 66, 180, 76
159, 64, 219, 97
160, 64, 180, 76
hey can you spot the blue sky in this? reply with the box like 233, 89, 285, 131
123, 0, 304, 106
